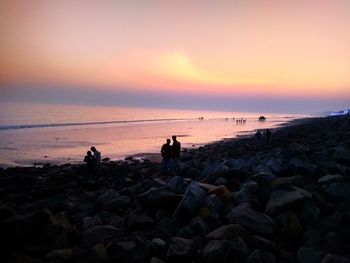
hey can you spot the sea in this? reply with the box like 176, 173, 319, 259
0, 102, 305, 167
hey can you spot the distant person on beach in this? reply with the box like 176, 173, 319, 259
172, 135, 181, 174
266, 129, 271, 142
161, 139, 172, 174
84, 151, 95, 176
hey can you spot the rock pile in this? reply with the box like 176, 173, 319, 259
0, 115, 350, 262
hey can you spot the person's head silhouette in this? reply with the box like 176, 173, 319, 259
166, 139, 171, 144
172, 135, 177, 142
91, 146, 96, 152
87, 151, 92, 156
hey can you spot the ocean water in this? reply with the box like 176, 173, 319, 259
0, 102, 303, 167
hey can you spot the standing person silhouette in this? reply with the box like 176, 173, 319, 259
172, 135, 181, 175
90, 146, 101, 175
161, 139, 172, 175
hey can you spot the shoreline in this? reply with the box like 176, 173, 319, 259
0, 116, 307, 169
0, 114, 349, 262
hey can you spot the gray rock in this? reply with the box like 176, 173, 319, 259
247, 249, 276, 263
332, 146, 350, 165
201, 161, 229, 179
265, 185, 311, 215
321, 254, 350, 263
253, 172, 277, 185
201, 239, 249, 263
266, 158, 286, 175
297, 247, 328, 263
206, 224, 250, 241
323, 183, 350, 202
299, 200, 320, 223
318, 174, 344, 185
174, 181, 208, 224
166, 237, 193, 262
106, 237, 151, 263
274, 211, 303, 241
127, 213, 154, 231
82, 225, 120, 248
190, 216, 209, 236
97, 189, 130, 212
138, 187, 181, 212
226, 203, 276, 235
168, 176, 187, 194
83, 216, 102, 230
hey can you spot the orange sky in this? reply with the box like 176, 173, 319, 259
1, 0, 350, 100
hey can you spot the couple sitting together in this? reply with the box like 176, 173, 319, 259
161, 135, 181, 175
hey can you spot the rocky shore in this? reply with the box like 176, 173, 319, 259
1, 115, 350, 263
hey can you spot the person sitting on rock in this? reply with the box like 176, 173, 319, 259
84, 151, 95, 176
161, 139, 172, 175
172, 135, 181, 175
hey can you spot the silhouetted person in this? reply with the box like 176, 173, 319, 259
172, 135, 181, 174
266, 129, 271, 142
91, 146, 101, 175
90, 146, 101, 164
84, 151, 95, 176
161, 139, 172, 174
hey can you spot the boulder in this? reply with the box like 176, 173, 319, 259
82, 225, 120, 248
323, 183, 350, 202
299, 200, 320, 223
226, 203, 276, 235
318, 174, 344, 185
190, 216, 209, 236
253, 172, 277, 185
297, 247, 328, 263
206, 224, 250, 241
208, 185, 233, 202
265, 185, 312, 215
83, 216, 102, 230
138, 187, 181, 212
201, 161, 230, 180
201, 239, 249, 263
97, 189, 130, 212
107, 237, 151, 263
166, 237, 193, 263
247, 249, 276, 263
126, 213, 154, 231
174, 182, 208, 224
321, 254, 350, 263
274, 211, 303, 241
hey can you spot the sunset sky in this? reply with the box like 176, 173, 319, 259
1, 0, 349, 113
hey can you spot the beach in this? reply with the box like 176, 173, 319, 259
0, 102, 300, 167
0, 114, 350, 262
